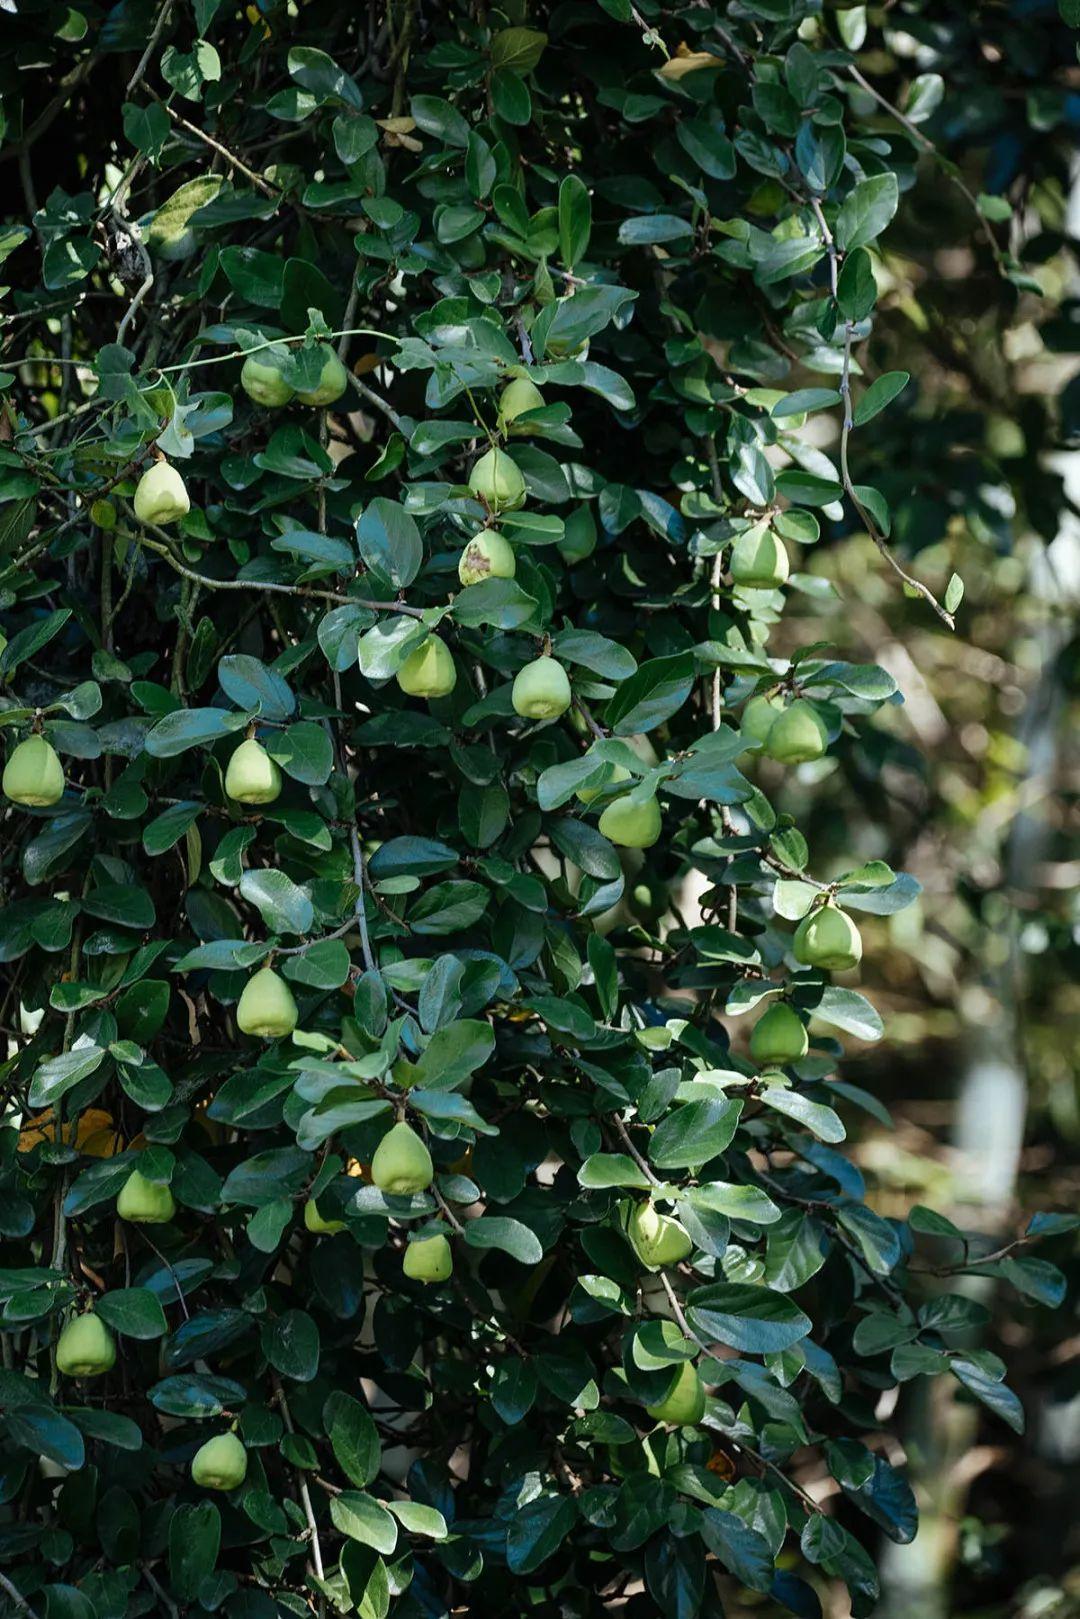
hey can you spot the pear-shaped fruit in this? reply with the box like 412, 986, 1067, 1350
730, 526, 789, 589
117, 1168, 175, 1224
577, 762, 631, 806
236, 967, 298, 1038
794, 903, 862, 972
403, 1233, 453, 1282
458, 529, 516, 587
749, 1002, 808, 1066
645, 1360, 706, 1426
396, 636, 457, 699
627, 1202, 692, 1270
742, 694, 785, 747
225, 738, 282, 805
765, 699, 828, 764
240, 353, 294, 407
191, 1432, 248, 1491
371, 1121, 433, 1195
512, 656, 571, 720
56, 1313, 116, 1378
295, 345, 348, 406
598, 794, 662, 849
304, 1198, 345, 1234
629, 875, 668, 923
469, 447, 526, 513
133, 461, 190, 525
3, 735, 64, 807
497, 377, 545, 433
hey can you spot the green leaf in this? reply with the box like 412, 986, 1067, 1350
686, 1283, 811, 1353
326, 1391, 381, 1487
853, 371, 909, 426
648, 1099, 742, 1170
835, 173, 899, 252
331, 1492, 399, 1554
464, 1216, 543, 1264
169, 1502, 221, 1600
95, 1288, 168, 1339
558, 174, 591, 270
238, 869, 314, 936
356, 498, 423, 588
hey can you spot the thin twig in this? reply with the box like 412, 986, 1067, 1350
127, 0, 174, 95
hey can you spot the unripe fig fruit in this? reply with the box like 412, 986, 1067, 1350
3, 736, 64, 807
764, 699, 828, 764
225, 738, 282, 805
236, 967, 298, 1038
512, 656, 571, 720
396, 636, 457, 699
576, 762, 630, 805
749, 1002, 808, 1065
371, 1121, 433, 1195
627, 1202, 692, 1269
240, 353, 294, 407
645, 1360, 706, 1426
741, 694, 785, 747
56, 1313, 116, 1378
403, 1233, 453, 1282
730, 526, 789, 589
191, 1432, 248, 1491
458, 529, 516, 588
117, 1168, 175, 1224
497, 377, 545, 433
468, 447, 527, 513
598, 794, 662, 849
794, 902, 862, 972
133, 461, 190, 526
304, 1198, 345, 1234
295, 345, 349, 406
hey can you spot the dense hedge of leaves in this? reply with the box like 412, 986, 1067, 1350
0, 3, 1076, 1618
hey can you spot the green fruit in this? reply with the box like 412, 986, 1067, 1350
458, 529, 516, 588
371, 1121, 433, 1195
749, 1002, 808, 1065
794, 903, 862, 972
304, 1198, 345, 1234
191, 1432, 248, 1491
117, 1168, 175, 1224
403, 1233, 453, 1282
730, 525, 789, 589
576, 762, 631, 806
3, 735, 64, 807
497, 377, 545, 433
627, 1202, 692, 1269
56, 1313, 116, 1378
236, 967, 298, 1038
764, 699, 828, 764
225, 738, 282, 805
628, 875, 668, 922
741, 694, 785, 747
396, 636, 457, 699
241, 352, 294, 407
295, 345, 348, 406
468, 447, 527, 513
133, 461, 190, 525
512, 656, 571, 720
598, 794, 662, 849
645, 1360, 706, 1426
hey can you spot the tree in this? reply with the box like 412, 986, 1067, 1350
0, 3, 1075, 1616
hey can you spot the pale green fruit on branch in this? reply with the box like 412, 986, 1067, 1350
133, 460, 190, 525
458, 529, 516, 588
236, 967, 298, 1038
645, 1360, 706, 1426
468, 447, 527, 513
627, 1202, 692, 1269
225, 738, 282, 805
295, 344, 349, 406
56, 1313, 116, 1378
191, 1432, 248, 1491
117, 1168, 175, 1224
741, 693, 785, 747
3, 735, 64, 807
598, 794, 662, 849
749, 1002, 808, 1065
371, 1120, 433, 1194
304, 1199, 345, 1234
497, 377, 545, 434
396, 636, 457, 699
730, 526, 789, 589
403, 1233, 453, 1282
794, 902, 863, 972
240, 353, 294, 407
512, 656, 571, 720
764, 699, 828, 764
576, 762, 630, 806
